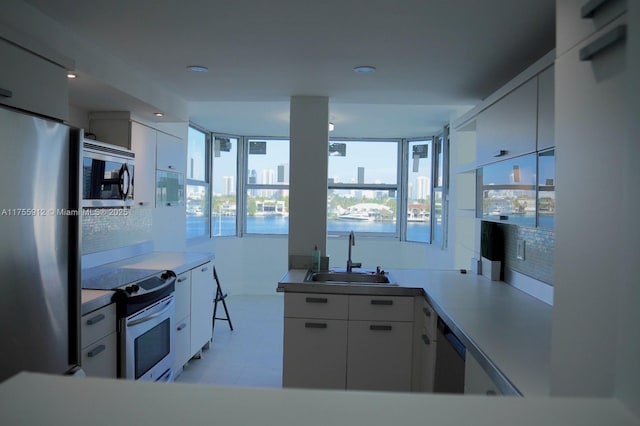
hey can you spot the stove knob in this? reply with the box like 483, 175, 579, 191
131, 284, 140, 292
125, 286, 134, 294
161, 272, 169, 280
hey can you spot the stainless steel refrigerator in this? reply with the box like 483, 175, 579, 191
0, 105, 82, 382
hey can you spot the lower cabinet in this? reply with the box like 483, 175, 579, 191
282, 318, 348, 389
346, 320, 413, 391
81, 303, 117, 378
172, 262, 214, 375
173, 271, 192, 373
282, 292, 416, 391
414, 298, 438, 392
190, 262, 214, 356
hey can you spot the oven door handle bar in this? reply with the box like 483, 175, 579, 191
127, 299, 175, 327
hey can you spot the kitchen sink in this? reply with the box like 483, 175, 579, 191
304, 269, 397, 285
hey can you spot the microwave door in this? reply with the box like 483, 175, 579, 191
83, 158, 126, 203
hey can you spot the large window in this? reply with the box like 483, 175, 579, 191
406, 139, 433, 243
244, 138, 290, 235
186, 126, 210, 240
211, 135, 239, 236
327, 139, 399, 236
186, 126, 449, 244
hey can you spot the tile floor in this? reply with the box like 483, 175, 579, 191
174, 294, 284, 389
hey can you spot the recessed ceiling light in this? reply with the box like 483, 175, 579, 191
353, 65, 376, 73
67, 72, 77, 79
186, 65, 208, 72
154, 112, 164, 117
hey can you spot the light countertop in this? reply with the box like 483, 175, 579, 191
81, 251, 214, 313
278, 268, 552, 397
1, 372, 638, 426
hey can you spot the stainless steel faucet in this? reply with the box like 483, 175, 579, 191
346, 230, 362, 272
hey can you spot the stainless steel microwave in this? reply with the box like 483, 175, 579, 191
82, 139, 135, 208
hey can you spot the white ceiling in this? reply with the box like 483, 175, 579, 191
22, 0, 555, 138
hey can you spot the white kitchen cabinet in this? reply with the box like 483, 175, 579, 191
81, 303, 117, 379
0, 39, 68, 121
130, 121, 157, 207
475, 77, 538, 166
536, 65, 555, 151
283, 318, 348, 389
346, 321, 413, 391
282, 293, 349, 389
414, 298, 438, 392
173, 272, 192, 373
283, 292, 416, 392
347, 295, 414, 391
552, 12, 628, 396
464, 351, 502, 396
190, 262, 214, 357
556, 0, 627, 56
156, 131, 186, 174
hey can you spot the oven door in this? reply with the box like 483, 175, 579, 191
122, 295, 175, 382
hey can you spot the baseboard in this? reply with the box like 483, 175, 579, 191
504, 268, 553, 306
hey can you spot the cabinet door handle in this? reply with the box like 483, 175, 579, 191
579, 25, 626, 61
177, 277, 186, 283
86, 313, 105, 326
305, 297, 328, 304
486, 390, 497, 396
0, 88, 12, 98
370, 299, 393, 306
581, 0, 617, 19
305, 322, 327, 329
168, 165, 175, 169
370, 325, 392, 331
177, 323, 187, 331
422, 307, 431, 318
201, 266, 209, 272
87, 344, 106, 358
422, 334, 431, 345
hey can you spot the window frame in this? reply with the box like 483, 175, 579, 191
210, 132, 242, 238
185, 123, 211, 242
242, 136, 290, 236
327, 138, 402, 239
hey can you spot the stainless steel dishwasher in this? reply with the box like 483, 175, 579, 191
433, 317, 465, 393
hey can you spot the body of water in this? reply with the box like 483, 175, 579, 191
188, 215, 432, 242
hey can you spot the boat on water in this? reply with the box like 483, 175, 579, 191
337, 212, 374, 221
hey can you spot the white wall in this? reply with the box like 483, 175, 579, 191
615, 1, 640, 417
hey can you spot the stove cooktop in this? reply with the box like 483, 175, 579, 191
81, 268, 163, 291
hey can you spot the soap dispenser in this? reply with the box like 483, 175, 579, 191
311, 245, 321, 272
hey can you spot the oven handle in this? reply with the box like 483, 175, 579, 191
127, 298, 174, 327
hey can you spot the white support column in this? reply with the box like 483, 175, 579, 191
287, 96, 329, 265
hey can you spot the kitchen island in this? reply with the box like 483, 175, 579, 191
1, 372, 638, 426
278, 268, 552, 397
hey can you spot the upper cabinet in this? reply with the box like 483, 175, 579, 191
537, 65, 555, 151
556, 0, 627, 55
156, 132, 186, 174
475, 77, 538, 167
0, 38, 69, 121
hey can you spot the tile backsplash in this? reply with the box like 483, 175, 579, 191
82, 208, 152, 255
499, 223, 555, 285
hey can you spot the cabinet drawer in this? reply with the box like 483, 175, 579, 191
284, 293, 348, 320
81, 332, 117, 378
346, 321, 413, 391
348, 295, 414, 321
174, 272, 191, 321
283, 317, 348, 389
420, 299, 438, 338
81, 304, 116, 347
